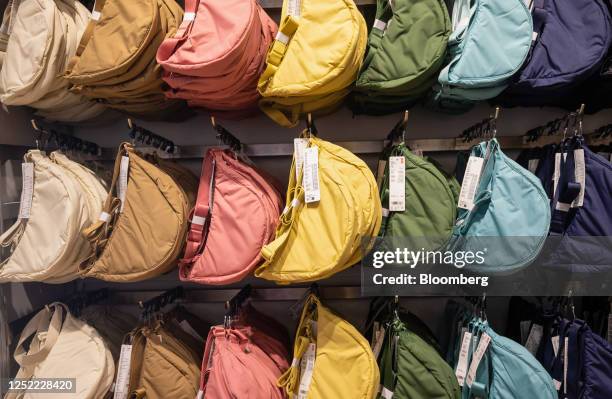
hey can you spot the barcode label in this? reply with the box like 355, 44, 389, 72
371, 326, 386, 358
118, 156, 129, 212
455, 331, 472, 386
287, 0, 301, 17
294, 138, 308, 182
18, 163, 34, 219
303, 146, 320, 203
113, 344, 132, 399
524, 324, 543, 355
458, 156, 484, 210
389, 156, 405, 212
572, 149, 585, 208
297, 343, 316, 399
607, 313, 611, 344
376, 159, 387, 188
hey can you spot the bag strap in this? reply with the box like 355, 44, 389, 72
80, 143, 131, 272
549, 143, 581, 235
256, 137, 306, 274
361, 0, 393, 69
257, 15, 299, 92
65, 0, 107, 74
0, 0, 20, 59
277, 294, 319, 396
156, 0, 200, 63
13, 304, 65, 371
180, 150, 217, 266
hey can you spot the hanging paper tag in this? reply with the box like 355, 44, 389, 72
563, 337, 569, 395
371, 326, 386, 358
287, 0, 301, 17
294, 138, 308, 182
572, 149, 585, 207
297, 343, 316, 399
528, 159, 539, 174
466, 333, 491, 387
455, 331, 473, 386
388, 156, 405, 212
551, 336, 560, 357
91, 10, 101, 21
376, 159, 387, 188
607, 313, 612, 344
303, 146, 320, 203
118, 156, 129, 212
183, 12, 196, 21
18, 163, 34, 219
524, 324, 543, 355
520, 320, 532, 345
113, 344, 133, 399
458, 156, 484, 210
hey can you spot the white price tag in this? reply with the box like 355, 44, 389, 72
458, 156, 484, 210
388, 156, 405, 212
376, 159, 387, 189
528, 159, 539, 174
303, 146, 320, 204
608, 313, 612, 344
113, 344, 133, 399
563, 337, 568, 395
520, 320, 532, 345
294, 138, 308, 182
371, 326, 386, 359
91, 10, 101, 21
18, 163, 34, 219
455, 331, 473, 386
287, 0, 301, 17
524, 324, 543, 355
572, 149, 585, 208
466, 333, 491, 387
551, 336, 560, 357
297, 343, 316, 399
183, 12, 196, 21
118, 156, 129, 212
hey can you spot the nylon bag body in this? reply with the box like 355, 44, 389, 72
278, 294, 379, 399
0, 151, 99, 283
432, 0, 532, 111
447, 139, 550, 273
80, 143, 191, 282
378, 144, 457, 251
127, 323, 202, 399
378, 318, 460, 399
256, 135, 381, 283
5, 303, 114, 399
157, 0, 277, 116
199, 325, 287, 399
500, 0, 612, 107
64, 0, 184, 117
539, 139, 612, 272
257, 0, 367, 127
351, 0, 451, 115
0, 0, 105, 121
180, 149, 283, 285
460, 321, 557, 399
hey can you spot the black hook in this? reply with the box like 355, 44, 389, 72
212, 116, 243, 153
127, 119, 176, 154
